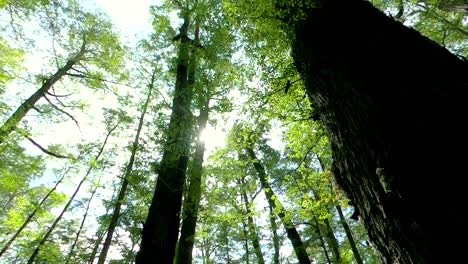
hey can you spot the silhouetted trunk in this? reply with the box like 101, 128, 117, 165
0, 167, 70, 257
88, 229, 106, 264
323, 218, 340, 264
311, 213, 331, 264
136, 14, 194, 264
27, 123, 117, 264
335, 204, 363, 264
241, 219, 250, 264
246, 147, 311, 264
66, 182, 100, 264
269, 206, 280, 264
311, 190, 340, 264
0, 41, 86, 145
239, 178, 265, 264
175, 19, 205, 258
287, 0, 468, 262
97, 68, 155, 264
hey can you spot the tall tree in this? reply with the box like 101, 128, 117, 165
239, 176, 266, 264
27, 123, 118, 264
245, 145, 311, 264
97, 67, 156, 264
175, 18, 204, 264
136, 6, 195, 263
280, 0, 468, 262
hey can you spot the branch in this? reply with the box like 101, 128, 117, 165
43, 95, 81, 130
25, 136, 69, 159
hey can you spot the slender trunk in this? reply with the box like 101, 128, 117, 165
136, 14, 194, 264
27, 124, 117, 264
224, 223, 230, 264
97, 69, 155, 264
269, 206, 280, 264
176, 99, 208, 264
88, 229, 106, 264
246, 147, 311, 264
66, 182, 100, 264
312, 213, 331, 264
175, 19, 205, 260
323, 218, 340, 264
240, 179, 265, 264
287, 0, 468, 262
0, 42, 85, 145
1, 192, 16, 212
335, 204, 363, 264
241, 219, 250, 264
311, 188, 340, 263
0, 167, 71, 257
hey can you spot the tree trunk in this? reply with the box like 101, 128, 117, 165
239, 178, 266, 264
269, 206, 280, 264
335, 204, 363, 264
246, 147, 311, 264
176, 100, 208, 264
323, 218, 340, 264
0, 42, 85, 145
66, 182, 100, 264
175, 18, 204, 259
311, 213, 331, 264
0, 167, 70, 257
88, 229, 106, 264
97, 68, 155, 264
136, 14, 194, 264
27, 123, 117, 264
241, 218, 250, 264
288, 0, 468, 263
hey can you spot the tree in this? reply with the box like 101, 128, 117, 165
97, 66, 156, 264
280, 0, 468, 263
0, 3, 124, 145
136, 4, 195, 262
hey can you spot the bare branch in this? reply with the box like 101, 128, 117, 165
25, 136, 69, 159
43, 95, 81, 130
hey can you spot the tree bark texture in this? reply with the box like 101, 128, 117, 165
289, 0, 468, 263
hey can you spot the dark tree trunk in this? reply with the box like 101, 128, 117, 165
311, 213, 331, 264
335, 204, 363, 264
97, 69, 155, 264
323, 218, 340, 264
240, 178, 266, 264
176, 100, 208, 264
246, 147, 311, 264
241, 218, 251, 264
136, 14, 193, 264
269, 206, 280, 264
288, 0, 468, 263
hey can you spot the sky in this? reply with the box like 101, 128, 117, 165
94, 0, 153, 39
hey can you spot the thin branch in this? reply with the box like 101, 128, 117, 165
25, 136, 69, 159
43, 95, 81, 130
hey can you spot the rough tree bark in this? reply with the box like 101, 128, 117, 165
287, 0, 468, 263
135, 13, 193, 264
